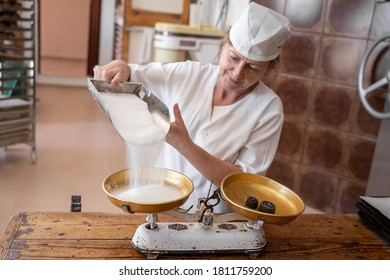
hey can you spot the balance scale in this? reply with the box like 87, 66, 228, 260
103, 169, 305, 259
87, 78, 305, 259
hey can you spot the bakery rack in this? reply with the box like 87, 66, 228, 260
0, 0, 36, 163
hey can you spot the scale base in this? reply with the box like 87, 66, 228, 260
131, 221, 267, 259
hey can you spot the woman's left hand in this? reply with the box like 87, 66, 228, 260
166, 103, 192, 152
166, 103, 242, 186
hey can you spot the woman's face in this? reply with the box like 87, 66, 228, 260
218, 44, 271, 93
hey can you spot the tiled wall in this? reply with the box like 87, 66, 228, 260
254, 0, 390, 213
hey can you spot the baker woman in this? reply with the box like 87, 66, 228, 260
94, 2, 290, 213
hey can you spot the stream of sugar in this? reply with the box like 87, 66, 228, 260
99, 92, 183, 203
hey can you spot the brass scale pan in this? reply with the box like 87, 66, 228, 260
103, 168, 304, 224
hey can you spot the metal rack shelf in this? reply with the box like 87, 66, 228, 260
0, 0, 36, 163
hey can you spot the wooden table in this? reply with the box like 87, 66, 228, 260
1, 212, 389, 260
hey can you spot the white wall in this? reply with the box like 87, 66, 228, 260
39, 0, 90, 77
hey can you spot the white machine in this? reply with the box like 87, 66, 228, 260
358, 32, 390, 196
153, 22, 224, 64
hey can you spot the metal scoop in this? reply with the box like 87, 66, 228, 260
87, 78, 170, 134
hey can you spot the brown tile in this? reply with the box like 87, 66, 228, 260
303, 126, 347, 171
276, 121, 305, 161
369, 2, 390, 39
351, 93, 381, 138
324, 0, 375, 39
262, 69, 278, 89
251, 0, 387, 215
311, 83, 355, 130
274, 76, 311, 121
336, 180, 366, 214
267, 157, 296, 189
297, 167, 337, 212
285, 0, 325, 32
344, 136, 376, 181
318, 36, 366, 86
281, 33, 320, 77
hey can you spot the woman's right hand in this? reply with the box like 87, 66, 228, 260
93, 60, 131, 87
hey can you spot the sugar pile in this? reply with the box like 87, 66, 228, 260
111, 184, 185, 203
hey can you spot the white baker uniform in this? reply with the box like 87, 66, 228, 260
130, 60, 283, 213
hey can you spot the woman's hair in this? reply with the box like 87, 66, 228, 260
218, 27, 280, 73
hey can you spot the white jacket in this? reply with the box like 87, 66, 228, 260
130, 61, 283, 213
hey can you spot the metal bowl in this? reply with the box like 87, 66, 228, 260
103, 168, 194, 213
221, 173, 305, 224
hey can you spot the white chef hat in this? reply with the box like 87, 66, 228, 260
230, 2, 290, 61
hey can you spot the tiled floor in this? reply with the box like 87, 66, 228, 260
0, 83, 322, 235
